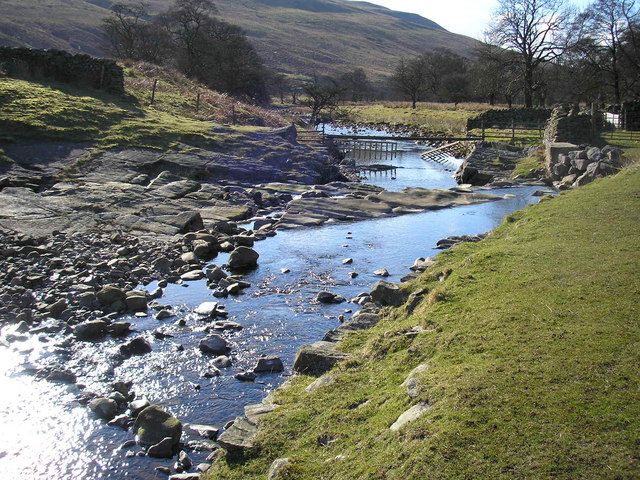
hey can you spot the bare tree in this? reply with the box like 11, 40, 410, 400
391, 56, 429, 108
487, 0, 571, 108
103, 2, 149, 59
575, 0, 640, 103
303, 76, 345, 123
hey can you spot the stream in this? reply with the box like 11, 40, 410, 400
0, 125, 550, 479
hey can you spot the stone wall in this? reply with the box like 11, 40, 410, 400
544, 104, 598, 146
467, 108, 551, 130
0, 47, 124, 94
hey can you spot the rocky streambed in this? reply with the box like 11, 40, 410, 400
0, 124, 551, 479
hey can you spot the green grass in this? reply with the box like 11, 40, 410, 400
512, 148, 546, 178
207, 167, 640, 480
347, 102, 489, 134
471, 127, 544, 147
0, 62, 285, 150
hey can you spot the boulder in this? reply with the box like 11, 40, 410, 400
370, 281, 407, 307
125, 291, 147, 313
120, 336, 152, 357
97, 286, 127, 312
89, 397, 118, 420
293, 341, 349, 375
216, 416, 258, 454
253, 356, 284, 373
181, 270, 205, 281
198, 335, 230, 355
227, 247, 259, 270
316, 291, 346, 304
74, 320, 108, 340
373, 268, 390, 277
147, 437, 175, 458
47, 298, 68, 318
133, 405, 182, 447
268, 458, 292, 480
389, 402, 432, 432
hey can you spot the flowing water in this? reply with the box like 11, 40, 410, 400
0, 125, 551, 479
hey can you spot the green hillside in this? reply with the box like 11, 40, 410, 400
206, 165, 640, 479
0, 0, 479, 81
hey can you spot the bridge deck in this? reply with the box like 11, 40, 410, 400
325, 134, 482, 142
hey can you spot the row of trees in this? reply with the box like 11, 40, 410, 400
103, 0, 268, 101
392, 0, 640, 108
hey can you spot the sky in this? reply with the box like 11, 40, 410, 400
351, 0, 593, 39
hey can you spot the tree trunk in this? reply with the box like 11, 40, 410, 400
489, 93, 495, 106
524, 64, 534, 109
411, 94, 417, 109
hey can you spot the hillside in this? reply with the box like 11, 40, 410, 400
206, 165, 640, 479
0, 0, 480, 81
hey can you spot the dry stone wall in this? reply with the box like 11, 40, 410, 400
0, 47, 124, 94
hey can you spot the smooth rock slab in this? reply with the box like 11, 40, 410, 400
217, 416, 258, 454
293, 341, 349, 375
390, 402, 432, 432
147, 437, 175, 458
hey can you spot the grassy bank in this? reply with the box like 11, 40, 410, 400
208, 166, 640, 479
0, 62, 285, 150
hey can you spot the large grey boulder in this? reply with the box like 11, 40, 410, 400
216, 416, 258, 454
227, 246, 259, 270
293, 341, 349, 375
370, 281, 407, 307
268, 458, 292, 480
125, 291, 147, 312
133, 405, 182, 447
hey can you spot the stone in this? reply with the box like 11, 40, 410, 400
227, 247, 259, 270
234, 371, 257, 382
120, 336, 152, 357
389, 402, 432, 431
189, 424, 219, 440
586, 146, 602, 161
97, 286, 127, 312
268, 458, 292, 480
133, 405, 182, 447
178, 450, 193, 469
410, 257, 434, 272
374, 268, 390, 277
342, 258, 353, 264
370, 281, 407, 307
74, 320, 108, 340
402, 364, 429, 399
47, 298, 68, 318
129, 398, 151, 417
89, 397, 118, 420
217, 416, 258, 454
194, 302, 219, 316
198, 335, 230, 355
293, 341, 349, 375
77, 292, 97, 309
109, 322, 132, 336
205, 266, 227, 283
125, 291, 148, 312
305, 374, 336, 393
181, 270, 205, 281
253, 356, 284, 373
212, 355, 232, 368
316, 291, 345, 304
168, 474, 201, 480
156, 309, 174, 320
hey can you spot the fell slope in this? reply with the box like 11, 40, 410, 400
0, 0, 479, 80
207, 167, 640, 479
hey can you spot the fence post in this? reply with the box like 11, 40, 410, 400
511, 119, 515, 142
196, 91, 200, 113
150, 79, 158, 105
232, 104, 236, 125
481, 119, 485, 142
